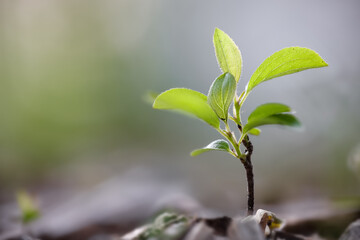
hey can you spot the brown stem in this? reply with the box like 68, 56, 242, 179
243, 156, 254, 215
241, 134, 254, 215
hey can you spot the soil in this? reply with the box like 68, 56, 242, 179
3, 212, 360, 240
1, 175, 359, 240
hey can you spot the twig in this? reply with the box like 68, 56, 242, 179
240, 132, 254, 215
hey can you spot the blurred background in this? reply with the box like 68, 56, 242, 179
0, 0, 359, 214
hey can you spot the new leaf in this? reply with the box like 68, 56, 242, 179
207, 73, 236, 120
248, 103, 292, 122
244, 103, 299, 134
191, 139, 231, 156
244, 113, 301, 134
213, 28, 242, 82
246, 47, 328, 93
153, 88, 220, 128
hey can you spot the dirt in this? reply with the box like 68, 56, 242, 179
1, 173, 359, 240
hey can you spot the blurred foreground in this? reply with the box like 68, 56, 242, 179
1, 168, 359, 239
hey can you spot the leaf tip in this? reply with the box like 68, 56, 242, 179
248, 128, 261, 136
152, 96, 159, 109
214, 27, 222, 34
143, 91, 159, 107
293, 120, 302, 128
291, 122, 304, 132
190, 149, 204, 157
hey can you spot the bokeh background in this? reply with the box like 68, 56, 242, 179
0, 0, 359, 213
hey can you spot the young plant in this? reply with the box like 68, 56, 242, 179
16, 190, 40, 224
153, 28, 327, 215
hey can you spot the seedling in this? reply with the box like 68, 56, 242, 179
153, 28, 327, 215
16, 190, 40, 224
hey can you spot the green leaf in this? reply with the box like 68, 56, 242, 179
143, 91, 159, 105
244, 103, 300, 134
191, 139, 231, 156
213, 28, 242, 82
243, 113, 301, 134
153, 88, 220, 128
16, 190, 40, 224
246, 47, 328, 93
207, 73, 236, 120
248, 128, 261, 136
248, 103, 291, 122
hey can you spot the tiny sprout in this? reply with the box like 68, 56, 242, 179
153, 28, 327, 215
16, 190, 40, 224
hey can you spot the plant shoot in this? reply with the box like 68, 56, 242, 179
153, 28, 328, 215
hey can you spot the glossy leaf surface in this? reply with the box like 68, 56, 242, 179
248, 103, 291, 122
207, 73, 236, 120
153, 88, 220, 128
214, 28, 242, 82
244, 113, 301, 134
191, 139, 231, 156
246, 47, 328, 93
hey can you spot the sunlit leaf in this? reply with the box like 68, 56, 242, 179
16, 190, 40, 224
153, 88, 220, 128
207, 73, 236, 120
191, 139, 231, 156
248, 128, 261, 136
214, 28, 242, 82
143, 91, 159, 105
248, 103, 291, 122
246, 47, 328, 93
243, 113, 301, 134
